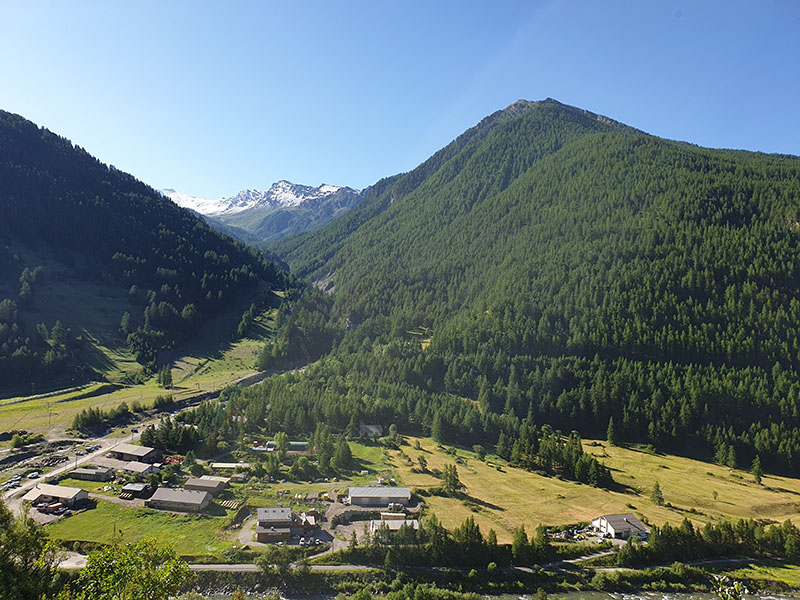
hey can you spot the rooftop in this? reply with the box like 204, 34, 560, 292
256, 526, 291, 534
123, 461, 152, 473
184, 477, 225, 490
112, 443, 156, 457
149, 487, 210, 505
72, 467, 112, 475
597, 513, 650, 533
200, 475, 231, 483
257, 506, 292, 522
22, 483, 84, 501
349, 486, 411, 499
121, 482, 148, 492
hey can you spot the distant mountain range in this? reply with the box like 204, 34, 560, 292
162, 181, 363, 243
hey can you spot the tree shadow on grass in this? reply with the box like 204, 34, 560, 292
458, 492, 506, 512
207, 502, 229, 517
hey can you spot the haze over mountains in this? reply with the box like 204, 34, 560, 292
162, 181, 363, 243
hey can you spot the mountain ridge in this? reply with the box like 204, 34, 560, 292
261, 97, 800, 475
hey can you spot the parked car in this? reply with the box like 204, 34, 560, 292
28, 472, 40, 479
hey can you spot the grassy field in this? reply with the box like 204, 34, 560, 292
721, 561, 800, 588
55, 477, 118, 495
387, 436, 800, 543
45, 498, 237, 557
233, 441, 394, 508
0, 294, 280, 436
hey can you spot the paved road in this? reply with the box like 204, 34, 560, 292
190, 563, 261, 572
188, 563, 374, 572
537, 549, 616, 571
59, 555, 375, 573
58, 552, 88, 570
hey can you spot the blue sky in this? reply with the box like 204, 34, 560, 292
1, 1, 798, 199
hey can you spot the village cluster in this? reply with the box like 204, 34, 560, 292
12, 436, 651, 550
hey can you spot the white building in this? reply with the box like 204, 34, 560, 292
591, 513, 650, 539
22, 484, 89, 507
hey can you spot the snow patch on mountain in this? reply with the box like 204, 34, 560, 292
160, 189, 226, 215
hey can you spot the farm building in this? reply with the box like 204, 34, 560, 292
348, 486, 411, 507
108, 443, 160, 463
70, 466, 113, 482
256, 506, 293, 542
22, 484, 89, 507
145, 487, 211, 513
122, 461, 156, 478
591, 513, 650, 539
184, 477, 226, 495
254, 507, 317, 542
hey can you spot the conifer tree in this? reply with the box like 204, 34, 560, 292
607, 416, 618, 446
651, 480, 664, 506
751, 455, 763, 484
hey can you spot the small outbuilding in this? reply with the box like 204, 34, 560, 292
70, 467, 114, 482
591, 513, 650, 539
120, 482, 151, 498
348, 486, 411, 507
370, 518, 419, 535
145, 487, 211, 513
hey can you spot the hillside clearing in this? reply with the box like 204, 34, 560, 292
389, 436, 800, 543
0, 298, 280, 436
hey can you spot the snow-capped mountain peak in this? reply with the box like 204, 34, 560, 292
162, 181, 356, 216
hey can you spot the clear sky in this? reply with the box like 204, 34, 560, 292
1, 1, 798, 199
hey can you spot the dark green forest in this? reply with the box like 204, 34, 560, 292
0, 110, 284, 386
260, 99, 800, 475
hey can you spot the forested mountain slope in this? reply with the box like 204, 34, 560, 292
0, 110, 284, 390
262, 99, 800, 475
